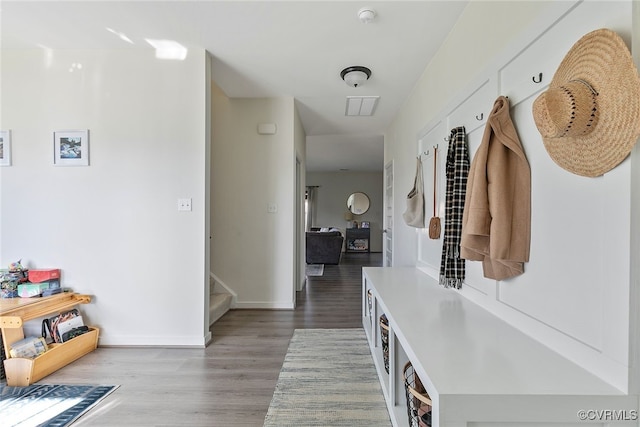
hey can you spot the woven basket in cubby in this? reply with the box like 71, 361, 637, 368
379, 314, 389, 374
403, 361, 432, 427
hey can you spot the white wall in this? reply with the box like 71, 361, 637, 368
1, 48, 210, 346
387, 1, 556, 268
386, 0, 637, 392
306, 171, 383, 252
211, 84, 299, 309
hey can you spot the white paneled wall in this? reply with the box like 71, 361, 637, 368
416, 1, 633, 391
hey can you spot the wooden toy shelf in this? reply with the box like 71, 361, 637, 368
0, 292, 98, 386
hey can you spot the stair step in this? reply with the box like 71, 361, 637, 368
210, 293, 232, 325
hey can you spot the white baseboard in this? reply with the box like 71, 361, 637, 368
98, 334, 210, 348
234, 301, 295, 309
209, 272, 295, 309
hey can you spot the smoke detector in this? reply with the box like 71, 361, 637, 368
358, 7, 376, 24
340, 66, 372, 88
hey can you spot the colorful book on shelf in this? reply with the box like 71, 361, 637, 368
44, 309, 84, 343
57, 316, 85, 342
9, 336, 48, 358
17, 283, 50, 298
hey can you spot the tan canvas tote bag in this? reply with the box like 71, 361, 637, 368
403, 157, 425, 228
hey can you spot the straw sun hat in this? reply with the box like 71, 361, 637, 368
532, 28, 640, 177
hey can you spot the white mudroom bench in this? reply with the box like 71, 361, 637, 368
362, 267, 638, 427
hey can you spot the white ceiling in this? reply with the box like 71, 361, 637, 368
1, 1, 469, 172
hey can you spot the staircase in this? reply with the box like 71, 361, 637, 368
209, 275, 234, 326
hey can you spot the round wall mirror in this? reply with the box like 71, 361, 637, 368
347, 192, 370, 215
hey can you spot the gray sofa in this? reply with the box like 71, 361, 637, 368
306, 229, 344, 265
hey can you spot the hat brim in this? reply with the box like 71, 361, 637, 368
539, 29, 640, 177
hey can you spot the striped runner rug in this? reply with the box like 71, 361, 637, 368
264, 328, 391, 427
305, 264, 324, 277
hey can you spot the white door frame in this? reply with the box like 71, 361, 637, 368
383, 160, 394, 267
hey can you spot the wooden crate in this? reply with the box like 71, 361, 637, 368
0, 330, 5, 381
3, 327, 98, 386
1, 293, 96, 386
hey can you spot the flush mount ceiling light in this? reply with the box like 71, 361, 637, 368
340, 66, 371, 88
345, 96, 379, 116
358, 7, 376, 24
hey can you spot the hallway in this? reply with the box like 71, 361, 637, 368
208, 252, 384, 424
48, 253, 383, 426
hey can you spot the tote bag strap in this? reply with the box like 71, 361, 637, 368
418, 156, 424, 196
432, 148, 437, 216
408, 156, 422, 196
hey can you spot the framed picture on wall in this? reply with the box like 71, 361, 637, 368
361, 221, 370, 228
54, 130, 89, 166
0, 130, 11, 166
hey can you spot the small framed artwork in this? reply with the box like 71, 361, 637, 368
0, 130, 11, 166
54, 130, 89, 166
361, 221, 370, 228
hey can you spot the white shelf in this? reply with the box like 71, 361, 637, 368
362, 267, 637, 426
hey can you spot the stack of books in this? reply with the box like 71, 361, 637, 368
45, 309, 89, 343
16, 269, 62, 298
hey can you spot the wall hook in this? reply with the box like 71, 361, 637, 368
444, 136, 450, 142
532, 73, 543, 84
475, 113, 484, 121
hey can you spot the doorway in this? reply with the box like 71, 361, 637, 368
383, 160, 394, 267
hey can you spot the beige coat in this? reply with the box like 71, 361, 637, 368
460, 96, 531, 280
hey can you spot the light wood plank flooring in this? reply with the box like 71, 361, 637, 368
40, 253, 382, 426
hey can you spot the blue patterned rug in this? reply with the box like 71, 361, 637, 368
0, 384, 118, 427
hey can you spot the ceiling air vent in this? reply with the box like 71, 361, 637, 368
345, 96, 379, 116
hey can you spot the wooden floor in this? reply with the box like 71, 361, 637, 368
42, 252, 383, 427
